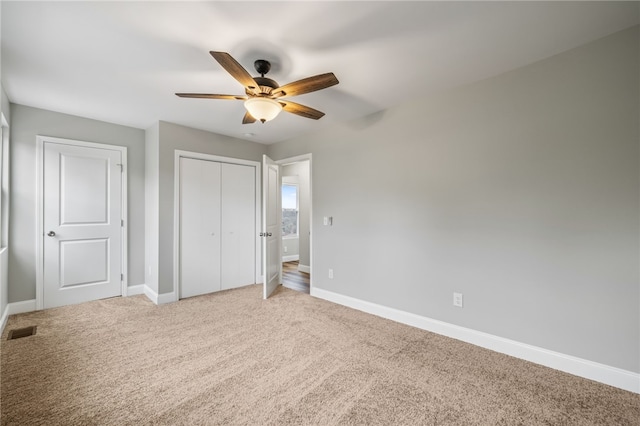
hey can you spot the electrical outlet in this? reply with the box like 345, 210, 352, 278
453, 292, 463, 308
284, 246, 288, 253
328, 269, 334, 279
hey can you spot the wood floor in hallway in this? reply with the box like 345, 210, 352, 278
282, 261, 310, 294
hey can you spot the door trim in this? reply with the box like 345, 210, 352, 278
35, 136, 128, 310
276, 154, 313, 293
173, 150, 261, 299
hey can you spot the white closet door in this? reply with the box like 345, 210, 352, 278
221, 163, 256, 290
180, 157, 221, 298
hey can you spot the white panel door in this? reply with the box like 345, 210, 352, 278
180, 158, 222, 298
263, 155, 281, 298
221, 163, 255, 290
43, 142, 122, 309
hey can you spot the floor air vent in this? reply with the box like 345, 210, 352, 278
7, 326, 37, 340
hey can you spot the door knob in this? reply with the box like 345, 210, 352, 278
47, 231, 56, 237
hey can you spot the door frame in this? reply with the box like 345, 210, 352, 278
35, 136, 128, 310
173, 150, 262, 299
276, 153, 313, 292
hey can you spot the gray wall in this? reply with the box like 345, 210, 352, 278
282, 237, 299, 258
154, 121, 267, 295
282, 161, 310, 268
268, 26, 640, 372
144, 122, 160, 294
8, 105, 146, 302
1, 89, 8, 123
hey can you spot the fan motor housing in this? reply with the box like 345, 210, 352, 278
247, 76, 279, 95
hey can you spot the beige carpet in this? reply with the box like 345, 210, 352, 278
1, 285, 638, 425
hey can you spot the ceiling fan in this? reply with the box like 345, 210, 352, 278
176, 51, 339, 124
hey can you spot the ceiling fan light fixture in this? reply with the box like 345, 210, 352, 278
178, 52, 337, 123
244, 97, 282, 123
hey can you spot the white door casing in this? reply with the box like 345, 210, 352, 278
37, 137, 127, 309
263, 155, 281, 299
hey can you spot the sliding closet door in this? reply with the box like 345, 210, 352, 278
180, 157, 221, 298
221, 163, 256, 290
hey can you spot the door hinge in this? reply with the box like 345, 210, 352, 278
121, 219, 124, 227
121, 273, 124, 281
116, 163, 123, 172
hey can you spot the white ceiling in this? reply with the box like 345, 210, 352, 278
2, 1, 638, 144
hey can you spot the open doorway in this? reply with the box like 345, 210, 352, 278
279, 157, 311, 294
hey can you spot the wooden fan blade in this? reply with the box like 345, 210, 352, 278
280, 101, 325, 120
175, 93, 247, 100
271, 73, 339, 98
242, 111, 256, 124
210, 51, 261, 95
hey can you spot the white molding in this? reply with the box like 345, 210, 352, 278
35, 138, 44, 310
0, 308, 7, 334
125, 285, 145, 296
143, 285, 159, 304
7, 299, 37, 315
277, 154, 313, 166
143, 285, 177, 305
282, 255, 299, 262
297, 264, 310, 274
157, 291, 178, 305
310, 287, 640, 394
35, 136, 128, 310
1, 299, 37, 334
120, 147, 129, 297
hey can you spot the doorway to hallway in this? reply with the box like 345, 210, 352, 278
277, 154, 312, 295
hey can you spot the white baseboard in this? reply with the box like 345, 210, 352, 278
310, 287, 640, 394
126, 284, 145, 296
143, 285, 159, 304
0, 307, 7, 334
158, 291, 177, 304
297, 264, 310, 274
0, 299, 37, 334
282, 255, 299, 262
8, 299, 37, 315
143, 285, 177, 305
